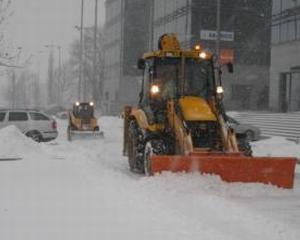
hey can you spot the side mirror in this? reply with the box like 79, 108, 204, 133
227, 63, 234, 73
137, 58, 145, 70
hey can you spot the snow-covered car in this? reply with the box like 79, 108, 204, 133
227, 116, 261, 141
0, 109, 58, 142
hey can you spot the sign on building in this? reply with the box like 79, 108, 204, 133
220, 48, 234, 64
200, 30, 234, 42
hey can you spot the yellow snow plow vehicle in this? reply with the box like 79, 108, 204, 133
123, 33, 297, 189
67, 101, 103, 141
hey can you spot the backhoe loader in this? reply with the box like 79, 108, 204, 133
123, 34, 296, 189
67, 101, 103, 141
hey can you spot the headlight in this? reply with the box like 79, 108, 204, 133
199, 52, 207, 59
150, 84, 160, 95
75, 101, 80, 106
89, 101, 94, 106
216, 86, 224, 94
194, 44, 201, 51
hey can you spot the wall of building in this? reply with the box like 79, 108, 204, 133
102, 0, 123, 114
270, 41, 300, 111
103, 0, 151, 115
270, 0, 300, 111
151, 0, 271, 110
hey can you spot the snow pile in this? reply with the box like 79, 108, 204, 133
252, 136, 300, 159
144, 171, 291, 198
226, 111, 240, 118
0, 125, 40, 158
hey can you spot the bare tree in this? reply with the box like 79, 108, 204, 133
69, 27, 105, 105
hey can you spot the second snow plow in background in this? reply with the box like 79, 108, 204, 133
123, 34, 297, 189
67, 101, 103, 141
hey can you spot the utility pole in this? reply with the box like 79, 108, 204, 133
93, 0, 98, 103
216, 0, 221, 64
57, 46, 62, 105
47, 46, 55, 104
11, 47, 22, 108
79, 0, 84, 101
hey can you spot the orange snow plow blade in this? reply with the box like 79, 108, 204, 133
150, 152, 297, 189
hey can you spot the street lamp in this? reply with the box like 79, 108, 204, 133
78, 0, 84, 101
216, 0, 221, 64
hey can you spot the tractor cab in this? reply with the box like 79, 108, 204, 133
142, 56, 215, 101
73, 102, 95, 119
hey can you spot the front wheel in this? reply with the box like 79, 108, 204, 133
143, 139, 169, 175
67, 126, 72, 141
26, 131, 42, 142
127, 121, 139, 171
144, 142, 153, 176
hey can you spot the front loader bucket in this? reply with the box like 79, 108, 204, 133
150, 153, 297, 189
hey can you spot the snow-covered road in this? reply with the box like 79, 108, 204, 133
0, 117, 299, 240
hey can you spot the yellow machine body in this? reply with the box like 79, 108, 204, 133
123, 34, 297, 189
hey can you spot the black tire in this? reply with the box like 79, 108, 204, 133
144, 141, 153, 176
237, 137, 252, 156
26, 131, 42, 143
67, 126, 72, 141
245, 130, 255, 141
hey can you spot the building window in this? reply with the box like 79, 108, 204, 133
272, 0, 300, 44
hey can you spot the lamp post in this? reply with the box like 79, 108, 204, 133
216, 0, 221, 64
11, 47, 23, 108
93, 0, 98, 103
79, 0, 84, 101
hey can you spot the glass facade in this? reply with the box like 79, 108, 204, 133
272, 0, 300, 44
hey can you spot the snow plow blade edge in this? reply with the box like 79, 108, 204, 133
150, 154, 297, 189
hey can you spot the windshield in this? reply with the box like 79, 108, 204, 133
74, 104, 94, 119
154, 57, 214, 98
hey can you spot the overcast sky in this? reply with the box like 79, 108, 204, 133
4, 0, 105, 59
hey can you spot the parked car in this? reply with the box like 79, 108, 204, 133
227, 116, 261, 141
0, 109, 58, 142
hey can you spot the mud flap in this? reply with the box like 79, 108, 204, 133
150, 154, 297, 189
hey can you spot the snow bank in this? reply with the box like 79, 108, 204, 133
226, 111, 240, 118
252, 136, 300, 159
0, 125, 40, 158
